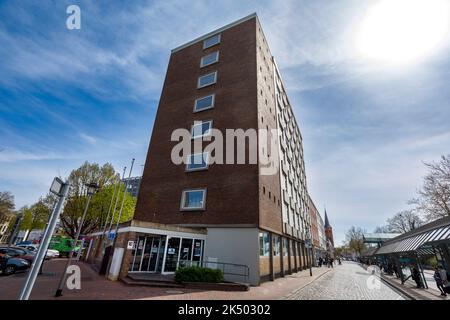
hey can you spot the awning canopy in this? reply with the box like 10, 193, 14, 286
375, 218, 450, 255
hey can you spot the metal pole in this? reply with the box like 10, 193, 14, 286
54, 193, 93, 297
18, 182, 70, 300
93, 179, 119, 259
114, 159, 134, 235
101, 180, 119, 236
107, 167, 126, 238
105, 159, 134, 276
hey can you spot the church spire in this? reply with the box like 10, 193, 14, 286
324, 209, 331, 228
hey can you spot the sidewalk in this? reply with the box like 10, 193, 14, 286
0, 259, 331, 300
381, 273, 449, 301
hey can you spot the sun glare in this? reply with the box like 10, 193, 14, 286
356, 0, 449, 65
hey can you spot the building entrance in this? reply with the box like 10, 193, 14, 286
130, 235, 165, 272
129, 234, 204, 274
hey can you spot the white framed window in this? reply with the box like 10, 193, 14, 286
197, 71, 217, 88
180, 189, 207, 211
200, 51, 219, 68
194, 94, 215, 112
203, 34, 221, 49
186, 152, 209, 172
191, 120, 212, 139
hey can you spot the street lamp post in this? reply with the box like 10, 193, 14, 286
18, 177, 70, 300
54, 182, 99, 297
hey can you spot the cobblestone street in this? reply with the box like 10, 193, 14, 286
285, 261, 405, 300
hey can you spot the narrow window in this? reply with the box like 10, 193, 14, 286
191, 120, 212, 139
186, 152, 209, 172
200, 51, 219, 68
203, 34, 221, 49
194, 94, 215, 112
197, 71, 217, 88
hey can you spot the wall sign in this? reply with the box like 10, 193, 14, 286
127, 241, 135, 250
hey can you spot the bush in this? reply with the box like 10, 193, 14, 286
175, 266, 224, 283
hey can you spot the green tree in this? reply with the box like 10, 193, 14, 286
60, 161, 135, 238
30, 195, 55, 230
19, 207, 33, 231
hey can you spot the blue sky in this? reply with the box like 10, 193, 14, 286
0, 1, 449, 244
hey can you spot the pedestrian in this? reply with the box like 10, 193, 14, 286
433, 266, 447, 296
392, 264, 399, 278
318, 256, 323, 267
438, 266, 450, 295
0, 252, 8, 274
330, 257, 334, 268
412, 267, 423, 288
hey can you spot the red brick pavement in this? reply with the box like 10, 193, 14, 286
0, 259, 331, 300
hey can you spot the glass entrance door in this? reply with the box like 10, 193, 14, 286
129, 235, 166, 272
179, 238, 193, 268
164, 237, 181, 272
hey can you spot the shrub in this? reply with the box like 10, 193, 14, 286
175, 266, 224, 283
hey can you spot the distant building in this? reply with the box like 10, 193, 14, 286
324, 210, 334, 257
363, 233, 401, 248
361, 233, 401, 262
317, 211, 327, 256
122, 176, 142, 198
308, 196, 326, 263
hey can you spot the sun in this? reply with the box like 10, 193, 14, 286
356, 0, 449, 65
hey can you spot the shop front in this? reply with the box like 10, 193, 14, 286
128, 233, 205, 274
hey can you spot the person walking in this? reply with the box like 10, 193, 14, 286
412, 267, 423, 288
0, 252, 8, 274
318, 256, 323, 267
433, 266, 447, 296
438, 266, 450, 295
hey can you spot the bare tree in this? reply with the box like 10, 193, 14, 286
409, 155, 450, 222
386, 210, 423, 233
373, 225, 391, 233
345, 226, 366, 256
0, 191, 15, 220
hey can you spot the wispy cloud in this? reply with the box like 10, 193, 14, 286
79, 133, 97, 145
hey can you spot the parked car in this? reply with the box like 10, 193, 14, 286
15, 241, 33, 246
0, 246, 35, 264
0, 256, 30, 275
16, 244, 60, 259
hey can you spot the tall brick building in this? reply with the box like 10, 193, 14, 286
90, 13, 312, 285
